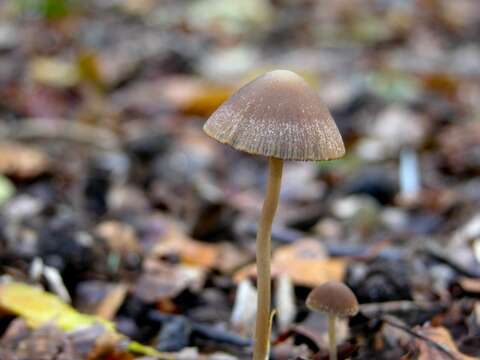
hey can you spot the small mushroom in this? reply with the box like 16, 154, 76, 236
204, 69, 345, 360
306, 281, 359, 360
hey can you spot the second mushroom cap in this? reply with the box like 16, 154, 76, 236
306, 281, 359, 317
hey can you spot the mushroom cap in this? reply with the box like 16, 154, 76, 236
306, 281, 359, 317
203, 70, 345, 161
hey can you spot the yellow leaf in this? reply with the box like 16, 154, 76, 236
0, 282, 172, 358
77, 51, 105, 91
0, 282, 113, 331
29, 57, 79, 88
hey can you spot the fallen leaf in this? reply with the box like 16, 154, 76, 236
95, 284, 128, 321
152, 224, 220, 269
77, 51, 105, 92
437, 122, 480, 174
414, 324, 476, 360
273, 239, 345, 287
234, 238, 346, 287
160, 76, 233, 116
114, 77, 232, 117
0, 282, 113, 331
29, 57, 79, 88
0, 175, 15, 205
187, 0, 273, 36
421, 72, 459, 99
135, 261, 205, 303
2, 323, 80, 360
0, 142, 49, 179
216, 242, 252, 274
0, 282, 170, 358
86, 329, 133, 360
95, 221, 141, 255
456, 277, 480, 294
120, 0, 155, 15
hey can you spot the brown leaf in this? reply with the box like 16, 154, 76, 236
457, 277, 480, 294
2, 323, 80, 360
0, 142, 49, 179
151, 223, 220, 269
86, 330, 134, 360
113, 76, 232, 117
95, 221, 141, 255
421, 72, 459, 99
437, 122, 480, 174
162, 76, 232, 116
215, 242, 252, 274
94, 284, 128, 321
77, 51, 105, 92
234, 238, 346, 287
414, 324, 476, 360
134, 261, 205, 303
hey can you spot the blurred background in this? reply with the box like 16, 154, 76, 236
0, 0, 480, 359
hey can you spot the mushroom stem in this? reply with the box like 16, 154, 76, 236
328, 314, 337, 360
253, 157, 283, 360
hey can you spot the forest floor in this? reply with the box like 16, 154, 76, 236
0, 1, 480, 359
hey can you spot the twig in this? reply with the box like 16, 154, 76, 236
380, 316, 456, 360
147, 311, 252, 348
420, 240, 480, 278
360, 301, 445, 318
0, 118, 121, 150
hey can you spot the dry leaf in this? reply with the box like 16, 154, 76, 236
215, 242, 252, 274
4, 324, 80, 360
114, 77, 232, 116
414, 324, 476, 360
95, 284, 128, 321
29, 57, 79, 88
86, 330, 132, 360
161, 76, 232, 116
135, 261, 205, 303
421, 72, 459, 99
77, 51, 105, 92
146, 215, 244, 272
437, 122, 480, 174
152, 224, 220, 269
95, 221, 141, 255
234, 238, 346, 287
0, 142, 49, 179
457, 277, 480, 294
0, 282, 113, 331
0, 282, 169, 358
120, 0, 156, 15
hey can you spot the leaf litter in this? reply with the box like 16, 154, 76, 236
1, 0, 480, 359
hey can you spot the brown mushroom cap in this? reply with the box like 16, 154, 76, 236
203, 70, 345, 161
306, 281, 359, 317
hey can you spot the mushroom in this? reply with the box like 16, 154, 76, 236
203, 69, 345, 360
306, 281, 359, 360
